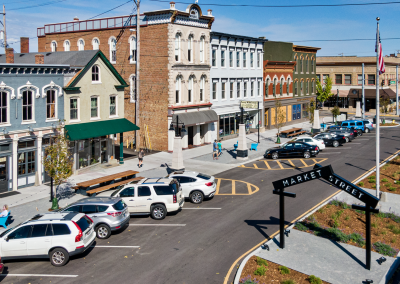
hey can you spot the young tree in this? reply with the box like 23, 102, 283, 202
274, 97, 287, 143
43, 126, 74, 209
380, 97, 390, 114
331, 106, 340, 125
316, 77, 334, 106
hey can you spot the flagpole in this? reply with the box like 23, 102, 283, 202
376, 17, 380, 198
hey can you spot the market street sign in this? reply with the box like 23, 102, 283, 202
240, 101, 258, 109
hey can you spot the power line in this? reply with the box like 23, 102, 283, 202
149, 0, 400, 8
8, 0, 66, 11
289, 37, 400, 42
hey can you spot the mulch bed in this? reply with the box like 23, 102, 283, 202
358, 155, 400, 194
380, 123, 398, 126
240, 255, 330, 284
294, 201, 400, 256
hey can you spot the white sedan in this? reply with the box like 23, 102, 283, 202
290, 136, 325, 150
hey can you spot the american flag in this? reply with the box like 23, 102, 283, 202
376, 30, 385, 75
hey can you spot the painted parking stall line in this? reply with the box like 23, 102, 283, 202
319, 152, 341, 154
1, 274, 78, 278
324, 147, 351, 149
129, 224, 186, 227
182, 208, 221, 210
92, 245, 140, 248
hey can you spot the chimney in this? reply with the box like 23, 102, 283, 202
397, 53, 400, 58
73, 16, 79, 21
259, 36, 266, 39
207, 9, 212, 16
35, 54, 44, 64
5, 48, 14, 64
20, 37, 29, 53
170, 2, 176, 10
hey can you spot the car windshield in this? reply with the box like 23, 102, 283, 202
197, 173, 211, 180
111, 187, 121, 197
112, 200, 126, 211
280, 143, 289, 148
76, 217, 91, 232
0, 222, 24, 237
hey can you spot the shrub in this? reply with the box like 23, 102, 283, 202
389, 187, 396, 191
370, 175, 376, 179
392, 228, 400, 234
382, 230, 387, 235
382, 178, 388, 182
308, 275, 322, 284
373, 242, 398, 257
372, 185, 376, 188
345, 215, 350, 221
350, 233, 365, 247
358, 182, 364, 186
254, 265, 267, 276
279, 266, 290, 275
295, 222, 308, 231
372, 222, 377, 228
387, 212, 400, 223
239, 275, 260, 284
281, 280, 296, 284
326, 228, 351, 243
385, 183, 392, 187
387, 224, 396, 230
317, 208, 324, 214
332, 220, 340, 228
256, 257, 268, 267
376, 212, 386, 219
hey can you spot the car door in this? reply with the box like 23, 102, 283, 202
119, 187, 136, 213
173, 176, 191, 197
2, 225, 32, 257
293, 143, 304, 156
134, 186, 153, 213
81, 205, 98, 224
27, 224, 52, 256
281, 143, 295, 157
303, 138, 315, 146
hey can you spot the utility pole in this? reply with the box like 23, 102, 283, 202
375, 17, 380, 198
362, 63, 365, 119
396, 65, 399, 116
135, 0, 140, 151
2, 5, 6, 53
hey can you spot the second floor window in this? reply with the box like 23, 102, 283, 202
110, 39, 116, 63
345, 74, 351, 85
316, 74, 321, 82
306, 81, 309, 94
265, 79, 269, 97
188, 36, 193, 62
175, 77, 181, 104
257, 52, 261, 68
323, 74, 329, 83
92, 65, 100, 82
212, 83, 217, 100
200, 77, 204, 102
130, 37, 137, 62
305, 59, 308, 73
243, 52, 247, 68
368, 74, 375, 85
64, 40, 70, 52
91, 97, 98, 118
280, 78, 284, 95
70, 98, 78, 120
212, 50, 216, 67
335, 74, 342, 84
0, 92, 7, 123
175, 34, 181, 62
46, 90, 56, 119
229, 51, 233, 67
51, 42, 57, 52
273, 79, 276, 96
294, 82, 298, 95
287, 78, 291, 95
221, 82, 226, 99
243, 82, 247, 97
258, 81, 261, 97
236, 51, 240, 67
78, 39, 84, 51
221, 50, 225, 67
230, 82, 233, 99
358, 74, 364, 85
237, 82, 240, 98
93, 38, 99, 50
110, 96, 116, 116
22, 91, 33, 121
250, 53, 254, 68
200, 37, 205, 63
251, 82, 254, 97
188, 77, 193, 103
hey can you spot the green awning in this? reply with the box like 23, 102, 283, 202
65, 118, 139, 141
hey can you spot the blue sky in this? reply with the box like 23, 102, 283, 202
4, 0, 400, 57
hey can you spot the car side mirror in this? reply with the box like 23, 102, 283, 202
4, 236, 9, 241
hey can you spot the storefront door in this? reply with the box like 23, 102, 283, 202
101, 140, 107, 163
188, 127, 193, 146
200, 125, 205, 144
18, 151, 36, 187
0, 157, 7, 193
91, 138, 100, 165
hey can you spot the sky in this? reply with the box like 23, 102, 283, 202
3, 0, 400, 57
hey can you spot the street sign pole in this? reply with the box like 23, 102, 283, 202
258, 101, 260, 144
273, 189, 296, 249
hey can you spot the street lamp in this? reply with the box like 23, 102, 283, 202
170, 115, 186, 171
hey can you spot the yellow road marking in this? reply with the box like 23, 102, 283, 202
232, 180, 236, 195
216, 178, 221, 195
240, 158, 328, 171
223, 150, 400, 284
253, 164, 259, 169
288, 160, 296, 168
312, 158, 318, 164
263, 160, 271, 169
276, 161, 285, 169
300, 159, 309, 167
215, 178, 259, 195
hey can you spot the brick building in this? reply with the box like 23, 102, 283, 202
36, 2, 214, 151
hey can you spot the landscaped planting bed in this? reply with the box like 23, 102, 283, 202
294, 200, 400, 257
380, 123, 398, 126
240, 255, 328, 284
358, 155, 400, 194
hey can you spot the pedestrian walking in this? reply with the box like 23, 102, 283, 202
212, 140, 218, 160
217, 140, 222, 157
138, 149, 145, 168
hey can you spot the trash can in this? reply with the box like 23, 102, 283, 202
373, 116, 377, 124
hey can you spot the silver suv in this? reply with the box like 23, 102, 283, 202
60, 197, 129, 239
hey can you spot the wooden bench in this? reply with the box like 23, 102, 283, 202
73, 170, 139, 191
280, 128, 303, 138
86, 176, 144, 196
286, 130, 306, 138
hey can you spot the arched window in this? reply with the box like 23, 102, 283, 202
294, 81, 298, 96
273, 78, 277, 96
78, 39, 84, 51
64, 40, 70, 52
200, 76, 205, 102
300, 58, 303, 73
175, 76, 181, 104
295, 56, 298, 73
188, 76, 193, 103
109, 38, 117, 63
287, 78, 291, 95
22, 90, 33, 121
265, 78, 269, 98
130, 37, 137, 63
0, 92, 8, 124
306, 59, 309, 73
46, 90, 56, 119
306, 80, 309, 94
280, 78, 284, 95
300, 81, 304, 95
311, 59, 314, 73
188, 35, 193, 63
311, 80, 315, 94
175, 33, 181, 62
92, 38, 99, 50
51, 41, 57, 52
199, 36, 205, 63
92, 65, 100, 82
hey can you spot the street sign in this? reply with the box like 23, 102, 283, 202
390, 80, 396, 85
240, 101, 258, 109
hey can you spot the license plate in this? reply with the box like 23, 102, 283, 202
86, 228, 92, 236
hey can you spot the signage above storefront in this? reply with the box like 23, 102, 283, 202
240, 101, 259, 109
297, 98, 312, 102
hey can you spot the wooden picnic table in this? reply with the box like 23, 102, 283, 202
279, 128, 303, 138
74, 170, 139, 190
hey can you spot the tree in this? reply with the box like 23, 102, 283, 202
380, 97, 390, 114
316, 77, 334, 105
331, 106, 340, 125
274, 97, 287, 143
43, 126, 74, 209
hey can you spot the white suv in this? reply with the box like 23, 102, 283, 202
99, 178, 184, 220
168, 171, 216, 204
0, 212, 95, 266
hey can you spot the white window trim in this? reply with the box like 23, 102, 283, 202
21, 89, 35, 123
236, 50, 241, 69
51, 41, 57, 52
109, 94, 118, 118
257, 80, 261, 97
237, 81, 241, 98
77, 38, 85, 51
0, 90, 10, 126
199, 37, 205, 63
220, 48, 226, 69
90, 96, 100, 120
69, 97, 80, 123
108, 37, 117, 64
63, 40, 70, 52
211, 49, 217, 68
92, 37, 100, 50
188, 76, 194, 103
0, 81, 15, 100
200, 76, 205, 102
250, 52, 254, 69
91, 64, 102, 84
243, 51, 247, 69
212, 81, 218, 101
229, 82, 234, 100
129, 36, 137, 64
130, 75, 136, 103
221, 82, 227, 101
175, 33, 181, 63
175, 76, 182, 105
44, 89, 58, 121
188, 36, 193, 63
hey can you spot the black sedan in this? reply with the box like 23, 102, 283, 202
313, 133, 346, 147
328, 126, 359, 137
264, 141, 319, 160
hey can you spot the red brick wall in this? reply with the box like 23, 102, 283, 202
5, 48, 14, 63
20, 37, 29, 53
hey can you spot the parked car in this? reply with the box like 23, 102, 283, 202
329, 129, 355, 143
99, 178, 184, 220
328, 125, 359, 137
0, 212, 95, 266
264, 141, 319, 160
341, 120, 368, 134
362, 119, 374, 132
59, 197, 130, 239
0, 256, 3, 274
290, 136, 326, 150
168, 171, 216, 204
313, 133, 346, 147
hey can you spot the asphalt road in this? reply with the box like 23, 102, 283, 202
1, 127, 399, 284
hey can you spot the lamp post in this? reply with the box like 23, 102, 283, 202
237, 106, 248, 160
169, 115, 186, 171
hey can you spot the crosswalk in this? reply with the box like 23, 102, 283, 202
238, 158, 328, 171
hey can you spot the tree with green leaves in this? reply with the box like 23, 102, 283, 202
316, 77, 334, 105
43, 126, 74, 209
274, 97, 287, 143
331, 106, 340, 125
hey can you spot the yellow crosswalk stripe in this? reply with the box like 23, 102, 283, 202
232, 180, 235, 195
288, 160, 296, 168
300, 159, 309, 167
276, 161, 285, 169
263, 160, 271, 169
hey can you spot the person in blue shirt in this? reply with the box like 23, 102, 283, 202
213, 140, 218, 160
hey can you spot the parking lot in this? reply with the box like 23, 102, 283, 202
0, 128, 399, 284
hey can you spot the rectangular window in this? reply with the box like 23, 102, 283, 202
257, 52, 260, 68
243, 52, 247, 68
110, 96, 116, 116
22, 91, 33, 121
236, 51, 240, 68
212, 83, 217, 100
221, 82, 225, 99
237, 82, 240, 98
91, 97, 98, 118
70, 98, 78, 120
258, 81, 261, 97
251, 82, 254, 97
368, 74, 375, 85
230, 82, 233, 99
250, 53, 254, 68
358, 74, 364, 85
18, 150, 35, 175
344, 74, 351, 85
244, 82, 247, 97
316, 74, 321, 82
111, 50, 116, 62
323, 74, 329, 84
212, 50, 216, 67
0, 92, 7, 123
229, 51, 233, 67
175, 90, 179, 104
335, 74, 342, 84
188, 38, 192, 62
200, 79, 204, 102
221, 50, 225, 67
46, 90, 56, 119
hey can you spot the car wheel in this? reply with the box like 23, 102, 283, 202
96, 224, 111, 239
333, 141, 339, 147
190, 191, 204, 204
357, 130, 363, 136
151, 204, 167, 220
272, 152, 279, 160
49, 248, 70, 267
345, 137, 349, 143
365, 128, 370, 133
303, 151, 311, 159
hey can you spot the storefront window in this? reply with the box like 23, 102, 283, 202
91, 138, 100, 165
219, 113, 241, 137
18, 151, 35, 175
302, 103, 309, 118
18, 140, 35, 149
292, 104, 301, 120
78, 139, 90, 169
